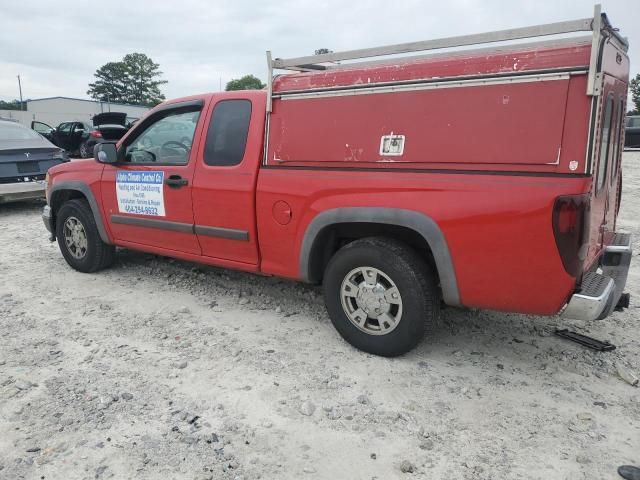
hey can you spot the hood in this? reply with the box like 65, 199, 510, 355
93, 112, 127, 127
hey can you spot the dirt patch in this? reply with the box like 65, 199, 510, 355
1, 153, 639, 479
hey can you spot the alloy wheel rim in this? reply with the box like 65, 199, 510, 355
340, 266, 403, 335
63, 216, 88, 259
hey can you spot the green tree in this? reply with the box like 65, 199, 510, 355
122, 53, 167, 106
87, 53, 167, 106
629, 73, 640, 114
87, 61, 130, 104
225, 75, 265, 91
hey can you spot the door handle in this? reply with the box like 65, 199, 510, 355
165, 175, 188, 188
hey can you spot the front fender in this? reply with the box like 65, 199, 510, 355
49, 181, 111, 244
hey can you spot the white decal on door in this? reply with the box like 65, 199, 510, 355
116, 170, 165, 216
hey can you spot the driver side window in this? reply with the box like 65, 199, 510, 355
124, 109, 201, 165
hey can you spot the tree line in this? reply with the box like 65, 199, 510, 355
0, 100, 27, 110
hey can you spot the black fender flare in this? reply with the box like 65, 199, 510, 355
299, 207, 460, 306
50, 181, 111, 244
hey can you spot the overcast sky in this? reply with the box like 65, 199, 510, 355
1, 0, 638, 102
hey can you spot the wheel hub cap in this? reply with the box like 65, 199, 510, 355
340, 266, 403, 335
356, 284, 390, 316
63, 216, 88, 259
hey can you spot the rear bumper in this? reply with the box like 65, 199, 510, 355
0, 181, 46, 204
562, 233, 632, 321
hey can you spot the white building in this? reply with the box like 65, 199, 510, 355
0, 96, 149, 127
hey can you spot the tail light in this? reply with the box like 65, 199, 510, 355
90, 130, 103, 138
552, 194, 590, 278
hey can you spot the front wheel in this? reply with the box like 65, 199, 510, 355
323, 237, 440, 357
56, 199, 115, 273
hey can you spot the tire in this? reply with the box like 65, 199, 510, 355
79, 141, 92, 158
323, 237, 440, 357
56, 199, 115, 273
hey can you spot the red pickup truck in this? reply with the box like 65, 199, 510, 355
43, 7, 632, 356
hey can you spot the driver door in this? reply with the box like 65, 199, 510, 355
100, 100, 205, 255
70, 122, 87, 152
53, 122, 75, 151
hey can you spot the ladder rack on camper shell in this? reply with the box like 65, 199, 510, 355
265, 4, 628, 112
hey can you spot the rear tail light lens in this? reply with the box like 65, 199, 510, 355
552, 194, 590, 278
90, 130, 103, 138
51, 148, 69, 161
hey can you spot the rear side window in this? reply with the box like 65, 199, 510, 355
204, 100, 251, 167
596, 97, 614, 193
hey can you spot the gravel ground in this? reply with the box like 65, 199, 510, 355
1, 153, 639, 480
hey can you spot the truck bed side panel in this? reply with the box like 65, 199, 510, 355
256, 170, 590, 315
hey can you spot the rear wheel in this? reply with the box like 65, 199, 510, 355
56, 199, 115, 272
323, 237, 440, 357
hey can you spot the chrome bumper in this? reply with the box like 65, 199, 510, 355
562, 233, 632, 321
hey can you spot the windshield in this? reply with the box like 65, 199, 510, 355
0, 122, 43, 141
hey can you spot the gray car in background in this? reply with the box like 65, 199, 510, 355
0, 120, 68, 204
626, 116, 640, 148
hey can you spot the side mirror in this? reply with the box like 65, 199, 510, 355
94, 142, 118, 164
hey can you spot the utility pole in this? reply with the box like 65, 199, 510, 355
219, 77, 222, 91
17, 75, 24, 110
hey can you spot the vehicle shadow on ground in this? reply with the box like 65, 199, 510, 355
112, 247, 576, 367
113, 247, 324, 308
0, 199, 46, 216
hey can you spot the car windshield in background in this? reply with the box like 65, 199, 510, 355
627, 117, 640, 128
0, 122, 43, 141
